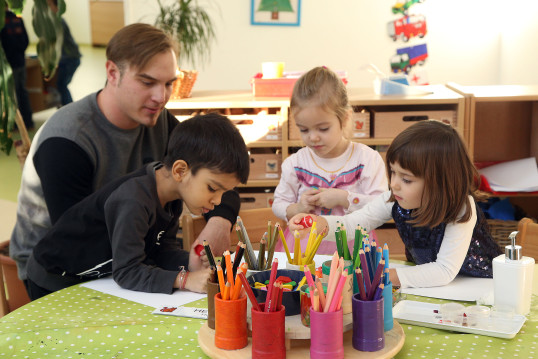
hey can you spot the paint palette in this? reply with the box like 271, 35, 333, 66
393, 300, 526, 339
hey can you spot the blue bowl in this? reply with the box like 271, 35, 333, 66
247, 269, 315, 316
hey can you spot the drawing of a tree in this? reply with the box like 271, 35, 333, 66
257, 0, 294, 20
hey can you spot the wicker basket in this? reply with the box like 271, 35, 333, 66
170, 69, 198, 99
487, 219, 519, 248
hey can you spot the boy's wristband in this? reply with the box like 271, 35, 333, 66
178, 266, 189, 290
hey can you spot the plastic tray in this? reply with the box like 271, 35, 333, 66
393, 300, 526, 339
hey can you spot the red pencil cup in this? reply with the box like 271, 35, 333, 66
352, 293, 385, 352
309, 307, 344, 359
251, 303, 286, 359
214, 293, 248, 350
206, 279, 219, 329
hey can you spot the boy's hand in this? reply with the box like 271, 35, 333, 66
184, 268, 212, 293
188, 242, 209, 271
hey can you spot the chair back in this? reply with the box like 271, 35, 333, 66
518, 217, 538, 260
0, 241, 31, 317
181, 207, 285, 252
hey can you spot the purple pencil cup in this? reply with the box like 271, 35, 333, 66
309, 307, 344, 359
352, 293, 385, 352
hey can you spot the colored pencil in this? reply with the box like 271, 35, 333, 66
375, 246, 383, 268
265, 258, 279, 311
258, 236, 266, 270
202, 240, 216, 268
368, 259, 385, 300
238, 216, 257, 270
223, 281, 231, 300
383, 243, 390, 272
359, 249, 372, 296
268, 282, 279, 312
315, 278, 326, 312
328, 269, 348, 312
232, 242, 245, 277
231, 273, 242, 300
324, 267, 342, 312
266, 224, 279, 269
238, 271, 261, 311
327, 252, 339, 295
224, 250, 234, 287
365, 246, 374, 282
355, 268, 367, 301
293, 230, 301, 265
276, 223, 293, 263
384, 268, 390, 285
216, 262, 225, 294
373, 283, 384, 301
313, 288, 320, 312
341, 225, 351, 260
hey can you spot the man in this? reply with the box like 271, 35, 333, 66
10, 23, 238, 291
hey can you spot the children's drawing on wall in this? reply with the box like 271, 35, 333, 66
392, 0, 426, 15
387, 15, 427, 42
386, 0, 428, 83
251, 0, 302, 26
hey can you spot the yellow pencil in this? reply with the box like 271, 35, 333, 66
293, 230, 301, 265
276, 223, 293, 263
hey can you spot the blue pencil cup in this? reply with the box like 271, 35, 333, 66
382, 281, 393, 331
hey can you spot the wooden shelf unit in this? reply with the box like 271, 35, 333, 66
166, 85, 465, 208
447, 83, 538, 217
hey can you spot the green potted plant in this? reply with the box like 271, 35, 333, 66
1, 0, 63, 156
154, 0, 216, 99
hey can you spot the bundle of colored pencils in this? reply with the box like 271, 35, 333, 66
279, 220, 327, 266
355, 242, 390, 301
310, 252, 349, 313
216, 249, 249, 301
236, 218, 280, 271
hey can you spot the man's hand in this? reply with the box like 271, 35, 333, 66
195, 216, 232, 257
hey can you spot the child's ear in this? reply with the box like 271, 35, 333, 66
171, 160, 189, 181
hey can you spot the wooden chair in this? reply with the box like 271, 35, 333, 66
181, 207, 285, 253
518, 217, 538, 260
0, 241, 31, 318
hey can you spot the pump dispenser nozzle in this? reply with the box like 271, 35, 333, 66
505, 231, 521, 260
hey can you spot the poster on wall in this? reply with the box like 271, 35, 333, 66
251, 0, 302, 26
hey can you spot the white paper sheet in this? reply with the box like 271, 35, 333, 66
399, 275, 494, 303
479, 157, 538, 192
81, 278, 206, 308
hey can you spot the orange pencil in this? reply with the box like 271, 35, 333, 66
313, 288, 320, 312
240, 262, 248, 276
315, 278, 326, 312
324, 267, 342, 312
216, 261, 225, 295
224, 250, 234, 287
223, 281, 231, 300
231, 273, 242, 300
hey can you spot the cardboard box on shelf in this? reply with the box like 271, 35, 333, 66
288, 108, 370, 140
372, 109, 457, 138
248, 153, 282, 181
239, 191, 274, 210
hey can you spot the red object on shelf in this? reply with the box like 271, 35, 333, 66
476, 162, 538, 196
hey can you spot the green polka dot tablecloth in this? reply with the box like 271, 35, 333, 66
1, 285, 538, 358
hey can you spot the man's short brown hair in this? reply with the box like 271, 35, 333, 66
106, 23, 178, 73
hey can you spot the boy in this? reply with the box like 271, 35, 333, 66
25, 113, 250, 300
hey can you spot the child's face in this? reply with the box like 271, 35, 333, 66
180, 168, 239, 216
294, 106, 347, 159
389, 162, 424, 210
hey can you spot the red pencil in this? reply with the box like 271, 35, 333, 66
268, 282, 279, 312
264, 258, 279, 312
238, 271, 261, 311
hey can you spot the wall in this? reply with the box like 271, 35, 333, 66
20, 0, 538, 91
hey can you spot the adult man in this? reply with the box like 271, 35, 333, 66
11, 23, 238, 289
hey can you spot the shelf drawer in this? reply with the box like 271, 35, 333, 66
372, 110, 457, 138
249, 153, 282, 181
239, 192, 274, 210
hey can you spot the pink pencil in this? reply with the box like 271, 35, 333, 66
328, 269, 348, 312
304, 265, 316, 290
327, 251, 339, 294
324, 267, 342, 312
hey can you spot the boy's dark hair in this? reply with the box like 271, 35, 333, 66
163, 113, 250, 184
386, 120, 480, 228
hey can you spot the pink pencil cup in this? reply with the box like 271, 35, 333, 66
251, 303, 286, 359
309, 307, 344, 359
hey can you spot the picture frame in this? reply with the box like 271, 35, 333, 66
250, 0, 302, 27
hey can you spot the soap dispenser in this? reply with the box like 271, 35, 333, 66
493, 231, 535, 315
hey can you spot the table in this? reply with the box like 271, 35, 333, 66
1, 267, 538, 358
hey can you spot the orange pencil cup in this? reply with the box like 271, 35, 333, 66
214, 293, 248, 350
206, 279, 220, 329
251, 303, 286, 359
